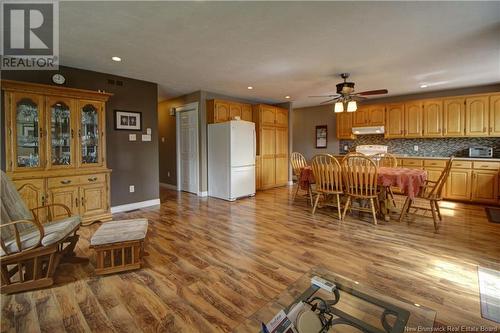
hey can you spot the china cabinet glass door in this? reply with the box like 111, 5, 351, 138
79, 101, 103, 167
12, 93, 45, 171
48, 97, 75, 168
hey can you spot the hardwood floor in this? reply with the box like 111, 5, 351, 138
2, 186, 500, 332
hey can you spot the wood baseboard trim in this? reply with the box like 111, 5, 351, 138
111, 199, 161, 214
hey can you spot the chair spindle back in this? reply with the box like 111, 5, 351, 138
311, 154, 342, 193
341, 155, 379, 198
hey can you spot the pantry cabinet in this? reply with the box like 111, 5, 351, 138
253, 104, 289, 189
3, 80, 112, 225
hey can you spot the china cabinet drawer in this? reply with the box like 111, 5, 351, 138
473, 161, 500, 170
80, 173, 106, 184
48, 175, 81, 188
451, 161, 472, 169
423, 160, 447, 168
402, 159, 424, 167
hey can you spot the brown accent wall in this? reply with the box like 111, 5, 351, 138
292, 104, 339, 160
1, 66, 159, 207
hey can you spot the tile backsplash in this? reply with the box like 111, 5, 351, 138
339, 136, 500, 157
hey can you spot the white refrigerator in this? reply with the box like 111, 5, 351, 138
208, 120, 256, 201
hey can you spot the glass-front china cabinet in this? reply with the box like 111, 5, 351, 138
3, 80, 112, 225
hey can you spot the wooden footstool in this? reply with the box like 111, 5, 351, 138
90, 219, 148, 275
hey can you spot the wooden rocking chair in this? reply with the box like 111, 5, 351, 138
1, 171, 82, 294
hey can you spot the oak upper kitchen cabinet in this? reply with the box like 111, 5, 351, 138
353, 106, 369, 126
336, 112, 355, 139
443, 98, 465, 137
465, 96, 489, 136
385, 104, 405, 138
422, 100, 443, 137
253, 104, 289, 189
353, 105, 385, 126
404, 101, 423, 137
207, 99, 253, 123
489, 94, 500, 136
369, 105, 385, 126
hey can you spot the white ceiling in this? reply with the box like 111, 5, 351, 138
60, 1, 500, 107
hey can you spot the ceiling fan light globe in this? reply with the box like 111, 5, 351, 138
334, 102, 344, 113
347, 101, 357, 112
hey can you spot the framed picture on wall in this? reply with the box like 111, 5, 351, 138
315, 125, 327, 148
114, 110, 142, 131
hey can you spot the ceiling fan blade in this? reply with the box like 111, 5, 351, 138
351, 95, 368, 101
355, 89, 388, 96
309, 94, 339, 98
320, 99, 337, 105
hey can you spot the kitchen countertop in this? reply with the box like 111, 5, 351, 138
334, 154, 500, 162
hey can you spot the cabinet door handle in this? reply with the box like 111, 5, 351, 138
81, 197, 85, 205
39, 127, 43, 138
75, 198, 79, 207
61, 179, 72, 184
71, 129, 74, 138
88, 177, 98, 182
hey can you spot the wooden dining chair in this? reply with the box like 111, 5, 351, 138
371, 153, 398, 207
340, 152, 365, 164
399, 157, 453, 231
290, 152, 313, 205
310, 154, 343, 220
341, 155, 380, 224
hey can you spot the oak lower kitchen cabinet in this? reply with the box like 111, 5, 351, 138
446, 160, 499, 204
253, 104, 289, 189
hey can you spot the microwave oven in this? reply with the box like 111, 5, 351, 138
469, 147, 493, 158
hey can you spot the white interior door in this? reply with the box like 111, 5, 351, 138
179, 110, 198, 194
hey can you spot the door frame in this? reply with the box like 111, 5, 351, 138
175, 102, 200, 195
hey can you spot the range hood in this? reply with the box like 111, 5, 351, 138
352, 126, 385, 135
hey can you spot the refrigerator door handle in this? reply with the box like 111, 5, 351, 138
253, 129, 256, 158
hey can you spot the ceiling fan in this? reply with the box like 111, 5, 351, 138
309, 73, 388, 112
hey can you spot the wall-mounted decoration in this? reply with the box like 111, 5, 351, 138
114, 110, 142, 131
316, 125, 328, 148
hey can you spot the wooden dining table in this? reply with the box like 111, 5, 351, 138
298, 166, 427, 221
377, 167, 427, 221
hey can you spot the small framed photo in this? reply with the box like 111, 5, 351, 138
315, 125, 327, 148
114, 110, 142, 131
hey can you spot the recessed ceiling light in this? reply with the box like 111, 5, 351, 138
285, 96, 291, 99
420, 84, 428, 88
111, 56, 122, 62
247, 86, 253, 90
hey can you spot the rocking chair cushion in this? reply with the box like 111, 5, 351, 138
0, 215, 81, 257
1, 172, 34, 240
